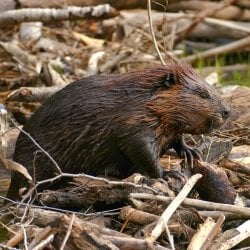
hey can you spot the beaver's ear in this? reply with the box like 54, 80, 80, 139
163, 72, 178, 87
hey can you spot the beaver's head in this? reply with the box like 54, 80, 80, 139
145, 61, 230, 135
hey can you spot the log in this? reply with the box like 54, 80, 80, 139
119, 206, 159, 225
18, 0, 175, 10
116, 11, 250, 41
17, 0, 250, 11
39, 176, 159, 209
54, 214, 166, 250
0, 5, 118, 27
7, 85, 67, 103
167, 0, 250, 21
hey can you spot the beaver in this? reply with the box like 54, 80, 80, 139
6, 61, 230, 201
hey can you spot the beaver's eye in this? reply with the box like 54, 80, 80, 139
198, 91, 210, 99
163, 73, 178, 87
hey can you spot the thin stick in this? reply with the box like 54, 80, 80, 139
60, 214, 75, 250
146, 174, 202, 243
0, 221, 17, 236
8, 116, 62, 175
200, 215, 225, 250
0, 108, 8, 159
21, 225, 28, 250
147, 0, 166, 65
0, 195, 121, 217
175, 0, 237, 44
129, 193, 250, 217
32, 234, 54, 250
184, 36, 250, 64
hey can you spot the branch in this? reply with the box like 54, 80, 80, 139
174, 0, 237, 44
184, 36, 250, 64
129, 193, 250, 217
0, 5, 118, 27
147, 0, 166, 65
146, 174, 202, 244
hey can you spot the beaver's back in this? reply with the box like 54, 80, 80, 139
7, 62, 230, 201
13, 74, 151, 182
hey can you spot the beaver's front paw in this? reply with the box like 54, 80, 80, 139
172, 135, 201, 168
162, 170, 187, 183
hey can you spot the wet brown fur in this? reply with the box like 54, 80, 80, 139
6, 61, 230, 200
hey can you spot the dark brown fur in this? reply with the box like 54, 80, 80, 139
7, 61, 230, 200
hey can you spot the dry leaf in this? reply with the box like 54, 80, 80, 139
72, 31, 104, 48
0, 157, 32, 181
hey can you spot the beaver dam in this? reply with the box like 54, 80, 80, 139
0, 1, 250, 249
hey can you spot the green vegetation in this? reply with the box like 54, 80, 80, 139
0, 227, 8, 243
196, 53, 250, 87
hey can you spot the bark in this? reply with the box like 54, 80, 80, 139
0, 5, 118, 27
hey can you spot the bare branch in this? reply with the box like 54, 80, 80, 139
147, 0, 166, 65
0, 5, 118, 27
146, 174, 202, 244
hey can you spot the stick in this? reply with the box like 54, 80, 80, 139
200, 215, 225, 250
146, 174, 202, 243
129, 193, 250, 217
147, 0, 166, 65
184, 36, 250, 64
7, 85, 67, 103
0, 5, 118, 26
0, 108, 8, 159
8, 116, 62, 175
60, 214, 75, 250
175, 0, 237, 43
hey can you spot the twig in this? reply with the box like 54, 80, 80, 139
7, 85, 67, 103
20, 195, 36, 223
28, 226, 52, 249
147, 0, 166, 65
200, 215, 225, 250
175, 0, 237, 44
146, 174, 202, 243
32, 234, 54, 250
184, 36, 250, 64
0, 108, 8, 159
0, 221, 17, 236
8, 116, 62, 175
129, 193, 250, 217
99, 50, 132, 73
165, 225, 175, 250
21, 225, 28, 250
0, 40, 38, 72
2, 201, 121, 222
217, 220, 250, 250
87, 51, 106, 75
60, 214, 75, 250
188, 217, 216, 250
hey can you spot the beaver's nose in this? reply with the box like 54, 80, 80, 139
222, 105, 231, 120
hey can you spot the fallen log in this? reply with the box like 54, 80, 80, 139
0, 4, 118, 27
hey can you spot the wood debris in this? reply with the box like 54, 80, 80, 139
0, 0, 249, 249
